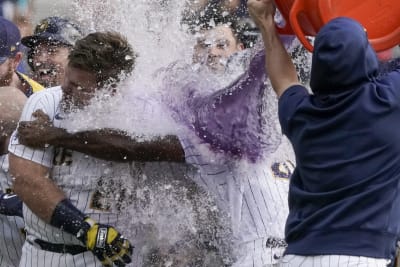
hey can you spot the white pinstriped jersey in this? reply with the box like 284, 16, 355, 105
8, 86, 131, 247
0, 155, 24, 267
8, 87, 231, 267
180, 135, 294, 266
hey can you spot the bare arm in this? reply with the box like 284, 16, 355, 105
248, 0, 300, 97
47, 128, 185, 162
8, 153, 66, 222
18, 110, 185, 162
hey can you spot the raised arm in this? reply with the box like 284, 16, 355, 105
248, 0, 300, 97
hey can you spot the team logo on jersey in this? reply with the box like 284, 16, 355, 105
271, 160, 294, 179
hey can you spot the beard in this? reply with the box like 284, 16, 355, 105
0, 62, 14, 87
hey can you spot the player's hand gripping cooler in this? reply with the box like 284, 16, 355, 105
76, 217, 133, 267
275, 0, 400, 52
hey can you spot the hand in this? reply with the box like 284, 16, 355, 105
77, 218, 133, 267
247, 0, 276, 28
18, 110, 64, 148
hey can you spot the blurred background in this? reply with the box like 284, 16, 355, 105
0, 0, 72, 36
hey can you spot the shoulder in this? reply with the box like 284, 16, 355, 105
278, 84, 310, 117
27, 86, 62, 106
22, 86, 62, 120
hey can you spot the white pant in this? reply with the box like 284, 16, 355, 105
279, 255, 392, 267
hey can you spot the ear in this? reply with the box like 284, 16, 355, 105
11, 52, 23, 71
237, 43, 245, 51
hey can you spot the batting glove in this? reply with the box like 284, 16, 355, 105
77, 218, 133, 267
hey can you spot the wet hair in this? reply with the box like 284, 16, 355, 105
68, 31, 136, 85
183, 2, 245, 44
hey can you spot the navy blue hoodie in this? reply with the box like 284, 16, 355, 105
279, 17, 400, 259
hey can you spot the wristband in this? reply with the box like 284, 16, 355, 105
0, 192, 23, 217
50, 198, 86, 236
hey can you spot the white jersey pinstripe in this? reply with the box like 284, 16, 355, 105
0, 155, 24, 267
9, 87, 231, 267
179, 135, 294, 267
9, 87, 134, 267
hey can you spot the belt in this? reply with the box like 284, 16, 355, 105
265, 237, 287, 248
33, 239, 88, 255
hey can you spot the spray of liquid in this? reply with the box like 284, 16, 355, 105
62, 0, 311, 266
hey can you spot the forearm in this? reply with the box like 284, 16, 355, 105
49, 128, 185, 162
9, 153, 65, 222
258, 17, 299, 97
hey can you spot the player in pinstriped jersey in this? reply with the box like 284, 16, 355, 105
166, 42, 299, 267
164, 11, 307, 265
7, 28, 232, 266
8, 32, 142, 267
0, 16, 83, 267
12, 15, 304, 266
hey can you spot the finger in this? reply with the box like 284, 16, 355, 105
93, 249, 112, 267
110, 239, 132, 264
120, 251, 132, 264
109, 252, 126, 267
111, 237, 133, 257
104, 244, 126, 267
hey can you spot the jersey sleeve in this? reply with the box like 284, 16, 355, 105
8, 91, 58, 168
278, 85, 309, 137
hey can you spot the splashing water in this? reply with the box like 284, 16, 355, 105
63, 0, 311, 266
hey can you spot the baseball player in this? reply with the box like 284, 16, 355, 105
14, 15, 302, 266
17, 40, 300, 267
0, 17, 44, 97
249, 0, 400, 266
165, 13, 302, 265
8, 32, 138, 267
0, 87, 27, 267
21, 16, 84, 90
167, 46, 297, 266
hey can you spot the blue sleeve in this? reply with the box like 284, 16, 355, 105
278, 85, 309, 136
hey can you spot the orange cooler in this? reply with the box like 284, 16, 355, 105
275, 0, 400, 52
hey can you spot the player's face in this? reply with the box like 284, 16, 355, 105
193, 25, 244, 72
61, 65, 98, 110
31, 43, 70, 88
